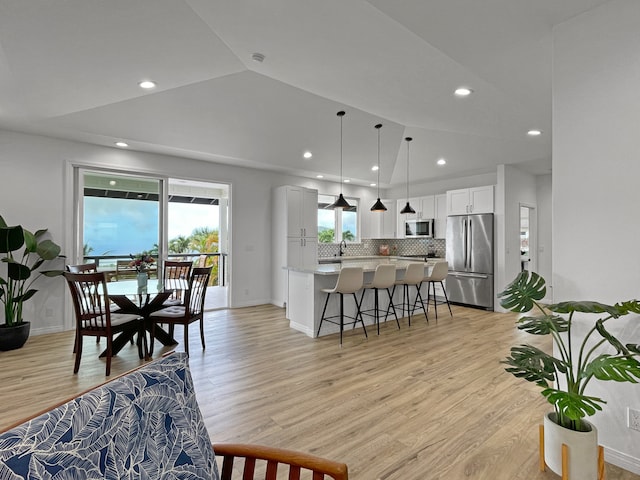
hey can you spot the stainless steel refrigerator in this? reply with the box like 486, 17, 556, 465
446, 213, 494, 310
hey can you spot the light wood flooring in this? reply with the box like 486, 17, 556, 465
1, 304, 638, 479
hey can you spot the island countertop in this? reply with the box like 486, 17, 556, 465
287, 256, 445, 275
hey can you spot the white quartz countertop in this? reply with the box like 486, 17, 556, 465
288, 256, 445, 275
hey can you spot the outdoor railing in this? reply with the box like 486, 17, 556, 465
83, 253, 227, 286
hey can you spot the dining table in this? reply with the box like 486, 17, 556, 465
103, 278, 189, 359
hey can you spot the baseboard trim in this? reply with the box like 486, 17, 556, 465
289, 321, 314, 338
605, 446, 640, 475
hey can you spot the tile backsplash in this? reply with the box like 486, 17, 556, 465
318, 238, 446, 259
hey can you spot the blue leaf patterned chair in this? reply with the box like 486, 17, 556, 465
0, 353, 219, 479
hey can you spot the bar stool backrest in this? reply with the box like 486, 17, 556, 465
371, 264, 396, 289
334, 267, 364, 294
429, 261, 448, 282
403, 263, 426, 285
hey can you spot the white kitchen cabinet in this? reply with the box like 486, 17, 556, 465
446, 186, 494, 215
287, 237, 318, 267
273, 186, 318, 307
286, 186, 318, 238
364, 199, 397, 238
434, 194, 447, 238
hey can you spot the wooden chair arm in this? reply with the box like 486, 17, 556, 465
212, 443, 349, 480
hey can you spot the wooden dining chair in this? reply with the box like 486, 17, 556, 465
162, 260, 193, 306
213, 443, 349, 480
66, 262, 98, 273
149, 266, 212, 356
63, 271, 143, 376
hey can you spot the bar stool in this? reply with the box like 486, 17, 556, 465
359, 264, 400, 334
415, 261, 452, 321
386, 262, 428, 326
316, 267, 367, 345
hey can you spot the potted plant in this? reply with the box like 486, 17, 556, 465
498, 270, 640, 479
0, 214, 63, 351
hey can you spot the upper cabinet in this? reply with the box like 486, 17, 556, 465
434, 194, 447, 238
446, 186, 494, 215
362, 199, 396, 239
284, 186, 318, 238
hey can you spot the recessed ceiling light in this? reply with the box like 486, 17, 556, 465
109, 180, 117, 186
115, 141, 129, 148
344, 179, 350, 183
527, 129, 542, 136
454, 87, 473, 97
371, 165, 379, 171
138, 80, 156, 89
316, 175, 324, 179
303, 151, 312, 159
370, 183, 376, 187
251, 52, 265, 63
437, 158, 446, 166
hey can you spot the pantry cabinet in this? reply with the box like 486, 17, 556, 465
273, 185, 318, 307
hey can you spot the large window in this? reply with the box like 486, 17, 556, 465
317, 194, 358, 243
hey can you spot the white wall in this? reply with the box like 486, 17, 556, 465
0, 129, 380, 334
554, 0, 640, 472
536, 174, 552, 297
494, 165, 539, 311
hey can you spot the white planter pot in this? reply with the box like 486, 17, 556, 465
543, 412, 598, 480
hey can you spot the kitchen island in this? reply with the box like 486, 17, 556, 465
286, 257, 444, 338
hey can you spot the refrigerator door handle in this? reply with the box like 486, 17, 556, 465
449, 272, 489, 279
466, 218, 472, 270
463, 218, 467, 269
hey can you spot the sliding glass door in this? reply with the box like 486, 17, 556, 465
79, 171, 163, 279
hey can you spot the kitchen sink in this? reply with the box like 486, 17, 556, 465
318, 258, 342, 264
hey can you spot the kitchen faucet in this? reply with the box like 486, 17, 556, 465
339, 240, 347, 256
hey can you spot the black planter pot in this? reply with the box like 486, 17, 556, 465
0, 322, 31, 351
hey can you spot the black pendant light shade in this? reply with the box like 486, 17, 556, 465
400, 201, 415, 214
329, 111, 351, 210
400, 136, 415, 214
333, 193, 351, 209
370, 123, 387, 212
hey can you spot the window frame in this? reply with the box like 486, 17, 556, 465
317, 194, 360, 244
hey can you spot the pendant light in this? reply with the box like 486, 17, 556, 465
329, 111, 351, 209
370, 123, 387, 212
400, 136, 416, 214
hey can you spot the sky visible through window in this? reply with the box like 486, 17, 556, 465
83, 197, 219, 256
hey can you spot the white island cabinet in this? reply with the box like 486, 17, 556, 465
273, 185, 318, 307
286, 258, 437, 338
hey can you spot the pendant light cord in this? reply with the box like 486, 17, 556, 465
405, 137, 412, 201
376, 125, 381, 197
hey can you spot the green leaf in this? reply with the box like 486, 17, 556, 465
626, 344, 640, 355
7, 261, 31, 281
0, 225, 25, 254
37, 239, 61, 260
517, 314, 568, 335
498, 271, 546, 312
541, 388, 605, 421
13, 289, 37, 303
502, 344, 562, 387
41, 269, 65, 277
549, 300, 622, 318
22, 229, 37, 253
595, 319, 630, 354
583, 355, 640, 383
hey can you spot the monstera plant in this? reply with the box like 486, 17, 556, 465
0, 214, 63, 350
498, 270, 640, 432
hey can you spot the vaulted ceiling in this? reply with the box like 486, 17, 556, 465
0, 0, 611, 187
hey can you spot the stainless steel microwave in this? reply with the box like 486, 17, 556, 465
405, 219, 434, 237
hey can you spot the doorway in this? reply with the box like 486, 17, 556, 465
519, 204, 537, 273
73, 169, 229, 311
